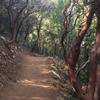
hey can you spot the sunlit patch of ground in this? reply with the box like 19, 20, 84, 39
0, 54, 57, 100
4, 96, 51, 100
17, 79, 53, 89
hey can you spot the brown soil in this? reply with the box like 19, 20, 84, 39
0, 53, 57, 100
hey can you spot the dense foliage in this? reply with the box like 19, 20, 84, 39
0, 0, 100, 100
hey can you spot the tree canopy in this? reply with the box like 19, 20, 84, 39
0, 0, 100, 100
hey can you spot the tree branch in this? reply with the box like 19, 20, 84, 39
64, 5, 94, 98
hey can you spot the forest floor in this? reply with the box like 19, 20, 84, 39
0, 52, 57, 100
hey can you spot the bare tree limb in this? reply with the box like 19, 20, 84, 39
64, 4, 94, 98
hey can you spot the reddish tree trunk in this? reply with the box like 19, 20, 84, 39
63, 1, 100, 100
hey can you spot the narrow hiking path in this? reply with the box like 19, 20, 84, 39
0, 53, 57, 100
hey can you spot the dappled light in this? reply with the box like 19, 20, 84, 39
3, 96, 52, 100
0, 0, 100, 100
0, 54, 56, 100
17, 79, 52, 88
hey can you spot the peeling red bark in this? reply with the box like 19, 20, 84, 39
63, 1, 100, 100
64, 5, 94, 98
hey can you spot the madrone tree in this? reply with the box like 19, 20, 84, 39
62, 0, 100, 100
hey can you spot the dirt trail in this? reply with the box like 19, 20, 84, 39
0, 53, 57, 100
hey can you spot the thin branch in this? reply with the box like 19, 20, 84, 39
76, 60, 90, 78
14, 0, 29, 24
64, 4, 94, 98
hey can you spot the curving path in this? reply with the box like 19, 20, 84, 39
0, 53, 57, 100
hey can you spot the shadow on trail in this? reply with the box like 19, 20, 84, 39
0, 53, 57, 100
